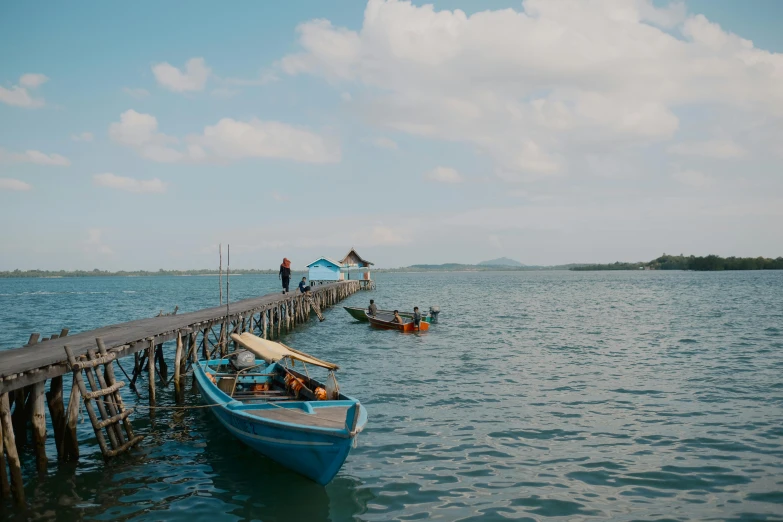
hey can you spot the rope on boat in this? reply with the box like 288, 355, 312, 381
89, 398, 233, 410
88, 397, 349, 427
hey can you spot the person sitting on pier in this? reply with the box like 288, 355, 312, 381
299, 277, 309, 294
368, 299, 377, 317
413, 307, 422, 328
393, 310, 404, 325
279, 258, 291, 294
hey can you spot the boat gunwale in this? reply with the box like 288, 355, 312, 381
195, 360, 365, 439
343, 306, 430, 321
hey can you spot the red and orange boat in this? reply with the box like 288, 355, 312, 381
368, 313, 430, 332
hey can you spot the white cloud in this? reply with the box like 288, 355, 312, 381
152, 57, 211, 92
0, 148, 70, 166
272, 191, 289, 202
109, 110, 340, 164
191, 118, 340, 163
672, 169, 712, 187
281, 0, 783, 180
123, 87, 150, 99
0, 73, 48, 108
369, 137, 398, 149
668, 139, 746, 159
84, 228, 114, 255
71, 132, 94, 142
109, 109, 185, 162
19, 74, 49, 88
93, 173, 167, 194
0, 178, 32, 191
425, 166, 462, 183
341, 92, 352, 102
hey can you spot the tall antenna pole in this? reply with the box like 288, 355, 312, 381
226, 244, 230, 315
219, 244, 223, 305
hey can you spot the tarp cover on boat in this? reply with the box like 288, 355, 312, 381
230, 332, 339, 370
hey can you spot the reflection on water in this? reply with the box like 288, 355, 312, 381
2, 271, 783, 521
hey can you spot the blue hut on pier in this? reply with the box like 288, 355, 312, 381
306, 257, 344, 286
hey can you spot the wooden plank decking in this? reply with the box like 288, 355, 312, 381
0, 281, 354, 395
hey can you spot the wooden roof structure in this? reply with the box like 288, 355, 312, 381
340, 248, 374, 267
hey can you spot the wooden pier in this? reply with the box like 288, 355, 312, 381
0, 280, 364, 506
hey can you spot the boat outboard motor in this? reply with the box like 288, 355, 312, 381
229, 350, 256, 371
429, 306, 440, 323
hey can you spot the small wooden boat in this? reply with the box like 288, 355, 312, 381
344, 306, 432, 323
194, 333, 368, 485
367, 313, 430, 332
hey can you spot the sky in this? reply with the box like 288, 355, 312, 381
1, 0, 782, 270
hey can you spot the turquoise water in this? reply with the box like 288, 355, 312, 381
1, 271, 782, 521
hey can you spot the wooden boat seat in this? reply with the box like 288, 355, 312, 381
246, 406, 350, 428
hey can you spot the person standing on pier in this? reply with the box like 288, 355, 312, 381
279, 258, 291, 294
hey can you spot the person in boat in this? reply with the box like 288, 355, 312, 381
279, 258, 291, 294
299, 277, 309, 294
413, 306, 422, 329
393, 310, 404, 325
368, 299, 377, 317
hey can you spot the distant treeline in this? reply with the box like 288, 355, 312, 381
572, 254, 783, 271
0, 268, 294, 278
399, 263, 577, 271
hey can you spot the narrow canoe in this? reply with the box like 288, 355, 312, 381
194, 337, 368, 485
367, 314, 430, 332
344, 306, 432, 323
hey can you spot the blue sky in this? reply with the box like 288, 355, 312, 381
1, 0, 781, 270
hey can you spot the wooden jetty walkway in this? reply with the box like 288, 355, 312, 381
0, 280, 365, 506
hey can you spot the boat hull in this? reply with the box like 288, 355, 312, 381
344, 306, 431, 323
367, 315, 430, 332
194, 361, 367, 485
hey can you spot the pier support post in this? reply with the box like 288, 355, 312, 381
46, 376, 66, 461
11, 388, 27, 446
217, 322, 226, 357
201, 328, 209, 361
174, 331, 183, 401
31, 380, 47, 475
63, 373, 80, 461
155, 344, 168, 384
0, 404, 9, 499
0, 393, 24, 505
147, 340, 156, 408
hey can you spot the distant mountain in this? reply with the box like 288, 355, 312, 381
478, 257, 524, 267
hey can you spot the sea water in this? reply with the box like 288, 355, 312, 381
0, 271, 781, 521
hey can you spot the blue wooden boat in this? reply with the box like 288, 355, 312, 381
193, 333, 368, 485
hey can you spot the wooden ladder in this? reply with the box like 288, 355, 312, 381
64, 339, 143, 458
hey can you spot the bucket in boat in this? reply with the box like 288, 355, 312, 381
217, 377, 236, 395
